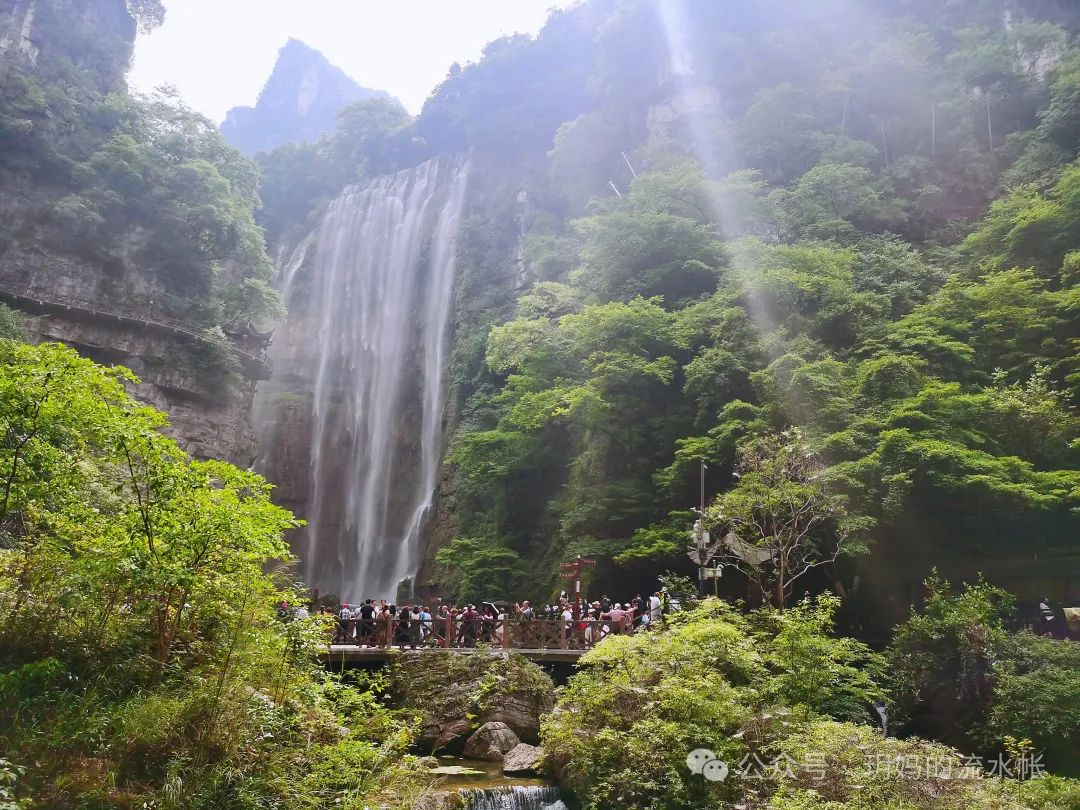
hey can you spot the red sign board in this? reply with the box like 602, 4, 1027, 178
560, 558, 596, 570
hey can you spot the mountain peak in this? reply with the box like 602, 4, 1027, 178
220, 40, 391, 156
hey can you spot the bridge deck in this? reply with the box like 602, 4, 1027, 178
324, 645, 586, 664
321, 616, 628, 665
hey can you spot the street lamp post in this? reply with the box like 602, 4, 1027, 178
693, 460, 708, 594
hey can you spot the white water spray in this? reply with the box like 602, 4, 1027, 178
256, 156, 468, 600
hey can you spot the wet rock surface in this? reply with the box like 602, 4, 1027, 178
501, 744, 544, 775
463, 722, 520, 761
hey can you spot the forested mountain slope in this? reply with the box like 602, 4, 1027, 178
0, 0, 282, 462
256, 0, 1080, 615
2, 1, 1080, 808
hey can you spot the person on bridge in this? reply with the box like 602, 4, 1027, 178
337, 604, 352, 643
376, 605, 391, 647
408, 605, 423, 648
462, 604, 479, 647
606, 602, 628, 634
435, 604, 451, 647
560, 603, 573, 642
635, 593, 650, 628
480, 604, 497, 643
418, 605, 432, 643
359, 599, 376, 647
1038, 596, 1058, 638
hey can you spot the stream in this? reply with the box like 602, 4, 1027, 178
430, 758, 568, 810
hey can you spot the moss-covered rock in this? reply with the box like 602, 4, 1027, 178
388, 651, 555, 754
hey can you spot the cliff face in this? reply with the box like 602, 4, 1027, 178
0, 0, 134, 75
0, 0, 269, 466
0, 189, 265, 467
221, 39, 391, 156
0, 266, 263, 464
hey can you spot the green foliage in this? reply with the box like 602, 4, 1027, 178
0, 757, 24, 810
0, 306, 26, 342
126, 0, 166, 32
417, 6, 597, 153
707, 431, 872, 607
218, 276, 288, 334
988, 631, 1080, 771
434, 537, 525, 603
541, 599, 1015, 810
0, 22, 279, 335
257, 97, 413, 242
767, 164, 904, 241
0, 342, 423, 808
751, 595, 885, 722
541, 601, 768, 810
444, 0, 1080, 621
963, 160, 1080, 279
771, 720, 1035, 809
571, 209, 725, 304
887, 575, 1080, 774
886, 575, 1013, 734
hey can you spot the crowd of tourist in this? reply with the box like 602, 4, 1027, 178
279, 589, 678, 649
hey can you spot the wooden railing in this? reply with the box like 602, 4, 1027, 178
330, 616, 637, 651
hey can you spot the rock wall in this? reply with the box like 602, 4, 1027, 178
388, 651, 555, 754
0, 0, 266, 466
415, 153, 566, 593
0, 250, 265, 465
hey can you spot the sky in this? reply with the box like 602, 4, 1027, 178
130, 0, 578, 124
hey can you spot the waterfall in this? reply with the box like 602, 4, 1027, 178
255, 156, 469, 600
460, 786, 567, 810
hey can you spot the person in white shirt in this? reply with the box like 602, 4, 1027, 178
649, 592, 662, 624
418, 606, 432, 641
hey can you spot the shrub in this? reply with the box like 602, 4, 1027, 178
542, 599, 888, 810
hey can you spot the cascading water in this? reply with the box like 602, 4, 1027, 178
254, 156, 468, 600
460, 786, 567, 810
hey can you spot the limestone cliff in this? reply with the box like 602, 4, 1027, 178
0, 0, 271, 466
221, 39, 391, 156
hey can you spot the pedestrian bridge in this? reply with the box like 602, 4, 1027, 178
325, 645, 587, 665
321, 617, 629, 666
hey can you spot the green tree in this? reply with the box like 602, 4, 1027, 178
707, 430, 872, 608
0, 341, 434, 808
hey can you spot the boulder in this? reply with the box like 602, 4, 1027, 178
501, 743, 544, 775
477, 690, 553, 745
412, 791, 465, 810
389, 651, 555, 753
462, 721, 520, 761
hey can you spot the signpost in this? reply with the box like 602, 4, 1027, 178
688, 459, 726, 596
560, 556, 595, 620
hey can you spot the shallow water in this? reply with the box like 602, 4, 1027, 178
429, 758, 567, 810
430, 757, 550, 793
